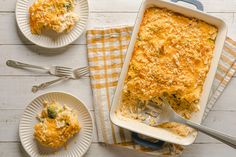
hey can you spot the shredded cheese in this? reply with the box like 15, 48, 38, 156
118, 7, 217, 136
34, 101, 80, 148
29, 0, 79, 34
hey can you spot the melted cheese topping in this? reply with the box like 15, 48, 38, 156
119, 7, 217, 136
34, 101, 80, 148
29, 0, 78, 34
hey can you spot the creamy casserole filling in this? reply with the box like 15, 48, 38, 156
29, 0, 79, 34
34, 101, 81, 148
118, 7, 217, 136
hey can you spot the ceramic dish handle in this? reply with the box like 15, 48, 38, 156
171, 0, 204, 11
131, 133, 165, 149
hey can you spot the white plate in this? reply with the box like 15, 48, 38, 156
15, 0, 89, 48
19, 92, 93, 157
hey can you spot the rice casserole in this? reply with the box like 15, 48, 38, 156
117, 7, 218, 136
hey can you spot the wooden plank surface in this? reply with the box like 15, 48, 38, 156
0, 45, 89, 76
0, 12, 236, 45
0, 0, 236, 156
1, 0, 236, 12
0, 77, 93, 110
0, 142, 235, 157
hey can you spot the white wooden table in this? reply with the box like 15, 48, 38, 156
0, 0, 236, 156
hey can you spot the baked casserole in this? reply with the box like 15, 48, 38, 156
29, 0, 79, 34
118, 7, 217, 136
34, 101, 81, 148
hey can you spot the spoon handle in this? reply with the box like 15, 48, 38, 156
186, 120, 236, 149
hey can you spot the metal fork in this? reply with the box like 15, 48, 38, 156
73, 66, 90, 79
6, 60, 73, 77
142, 97, 236, 149
31, 66, 90, 93
32, 76, 70, 93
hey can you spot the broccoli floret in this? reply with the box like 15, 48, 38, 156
47, 105, 57, 119
64, 3, 72, 10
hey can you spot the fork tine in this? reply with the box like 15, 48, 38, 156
57, 71, 72, 76
76, 67, 89, 71
56, 66, 72, 72
79, 69, 89, 74
55, 66, 72, 69
74, 66, 89, 73
78, 71, 90, 78
56, 73, 71, 77
57, 69, 72, 73
76, 69, 89, 76
77, 68, 89, 74
56, 68, 72, 73
55, 69, 73, 76
75, 66, 89, 71
56, 68, 72, 72
76, 69, 90, 77
72, 66, 90, 79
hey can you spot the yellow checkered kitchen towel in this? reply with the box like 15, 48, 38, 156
87, 27, 236, 156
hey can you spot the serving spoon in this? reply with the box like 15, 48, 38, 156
144, 98, 236, 149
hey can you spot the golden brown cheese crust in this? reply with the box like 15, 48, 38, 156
119, 7, 217, 136
34, 101, 80, 148
29, 0, 78, 34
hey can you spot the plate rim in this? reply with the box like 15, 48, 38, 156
19, 91, 94, 157
15, 0, 89, 49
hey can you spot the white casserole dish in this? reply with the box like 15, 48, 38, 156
110, 0, 227, 145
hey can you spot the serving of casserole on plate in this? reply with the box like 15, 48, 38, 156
16, 0, 89, 48
110, 0, 227, 145
29, 0, 79, 35
34, 101, 81, 148
19, 92, 93, 157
